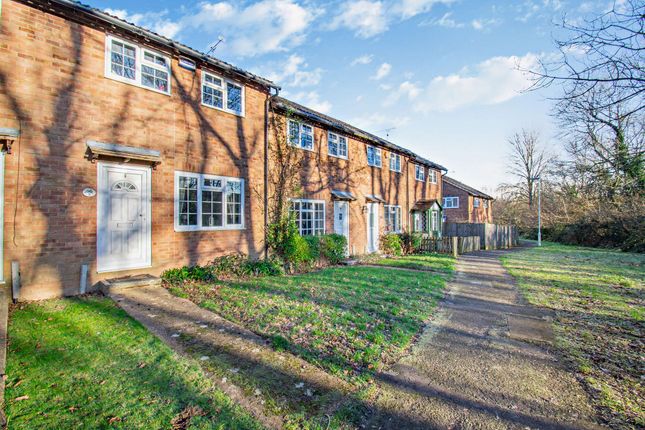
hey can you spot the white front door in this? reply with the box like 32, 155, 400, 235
334, 201, 350, 255
97, 163, 151, 272
366, 202, 379, 253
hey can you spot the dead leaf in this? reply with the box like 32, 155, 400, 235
171, 405, 205, 430
14, 395, 29, 401
69, 406, 77, 412
108, 416, 121, 424
138, 362, 146, 368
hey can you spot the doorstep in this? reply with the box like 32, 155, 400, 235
98, 274, 161, 295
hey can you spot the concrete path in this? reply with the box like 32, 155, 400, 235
109, 285, 352, 430
364, 249, 603, 430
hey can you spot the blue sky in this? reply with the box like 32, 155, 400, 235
87, 0, 610, 193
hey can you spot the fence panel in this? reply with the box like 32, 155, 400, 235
417, 236, 481, 255
443, 223, 518, 250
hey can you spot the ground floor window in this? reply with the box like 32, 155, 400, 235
290, 199, 325, 236
175, 171, 244, 231
384, 205, 402, 232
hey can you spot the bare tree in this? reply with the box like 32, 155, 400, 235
503, 130, 553, 207
529, 0, 644, 115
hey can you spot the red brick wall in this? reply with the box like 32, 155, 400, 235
270, 112, 442, 254
0, 0, 268, 299
442, 181, 493, 223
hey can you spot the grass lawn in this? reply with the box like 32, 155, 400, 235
5, 297, 263, 430
368, 252, 455, 273
168, 265, 448, 384
501, 242, 644, 429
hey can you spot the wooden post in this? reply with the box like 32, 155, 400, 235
80, 264, 88, 294
10, 261, 19, 303
452, 236, 458, 258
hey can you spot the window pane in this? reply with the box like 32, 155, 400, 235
226, 83, 242, 113
178, 176, 198, 226
203, 86, 223, 108
288, 121, 300, 146
301, 124, 313, 150
226, 181, 242, 225
202, 190, 223, 227
338, 136, 347, 157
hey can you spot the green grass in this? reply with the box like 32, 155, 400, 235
5, 297, 264, 430
168, 265, 448, 384
501, 242, 644, 429
369, 253, 455, 273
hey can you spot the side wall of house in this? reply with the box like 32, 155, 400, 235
442, 182, 470, 223
0, 0, 267, 299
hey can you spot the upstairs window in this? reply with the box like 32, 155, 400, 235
415, 165, 425, 181
290, 199, 325, 235
201, 71, 245, 116
105, 35, 171, 95
428, 169, 437, 184
484, 200, 489, 208
443, 196, 459, 208
175, 172, 244, 231
390, 153, 401, 172
473, 197, 480, 208
384, 205, 402, 232
288, 120, 314, 151
328, 132, 348, 158
367, 145, 382, 167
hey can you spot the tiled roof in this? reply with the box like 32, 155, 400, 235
443, 176, 493, 200
271, 97, 448, 172
46, 0, 279, 90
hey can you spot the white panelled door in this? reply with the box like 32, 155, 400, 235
333, 201, 350, 256
366, 202, 379, 253
97, 163, 151, 272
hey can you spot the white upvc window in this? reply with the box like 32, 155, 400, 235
367, 145, 382, 167
384, 205, 402, 232
290, 199, 325, 236
473, 197, 480, 208
328, 131, 348, 158
389, 153, 401, 172
443, 196, 459, 209
429, 169, 438, 184
174, 171, 244, 231
415, 165, 425, 181
484, 199, 489, 208
288, 120, 314, 151
105, 35, 171, 95
201, 71, 245, 116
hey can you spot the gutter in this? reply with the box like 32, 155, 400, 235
43, 0, 281, 92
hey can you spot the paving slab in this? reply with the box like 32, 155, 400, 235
364, 249, 604, 430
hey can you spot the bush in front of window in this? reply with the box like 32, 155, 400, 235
398, 231, 424, 255
380, 233, 404, 256
161, 265, 217, 284
319, 234, 348, 264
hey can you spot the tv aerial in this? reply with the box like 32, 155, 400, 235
207, 35, 225, 56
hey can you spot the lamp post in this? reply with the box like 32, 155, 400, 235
531, 176, 542, 247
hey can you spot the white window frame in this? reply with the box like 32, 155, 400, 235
389, 153, 401, 172
288, 120, 315, 151
415, 165, 425, 181
428, 169, 437, 184
484, 199, 489, 208
201, 70, 245, 117
367, 145, 382, 168
289, 199, 326, 236
473, 197, 480, 208
174, 171, 245, 232
104, 35, 171, 96
327, 131, 348, 159
384, 205, 402, 233
443, 196, 459, 209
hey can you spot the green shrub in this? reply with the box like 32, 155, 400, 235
161, 265, 216, 284
380, 233, 403, 256
287, 234, 315, 265
398, 231, 423, 254
319, 234, 347, 264
241, 258, 285, 277
302, 235, 321, 260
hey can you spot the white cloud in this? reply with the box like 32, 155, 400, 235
471, 17, 501, 31
104, 8, 182, 39
414, 53, 540, 112
184, 0, 317, 57
430, 12, 465, 28
372, 63, 392, 80
331, 0, 452, 38
289, 91, 332, 114
330, 1, 388, 38
383, 81, 421, 106
265, 54, 323, 87
351, 54, 374, 66
350, 112, 411, 133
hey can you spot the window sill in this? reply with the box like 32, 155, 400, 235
368, 164, 382, 168
328, 153, 348, 160
105, 73, 171, 97
200, 101, 245, 118
174, 225, 246, 232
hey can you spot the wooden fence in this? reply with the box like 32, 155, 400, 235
443, 223, 519, 250
417, 236, 481, 255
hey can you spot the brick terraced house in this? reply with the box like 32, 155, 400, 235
0, 0, 447, 300
442, 176, 494, 224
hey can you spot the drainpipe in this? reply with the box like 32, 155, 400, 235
264, 87, 279, 258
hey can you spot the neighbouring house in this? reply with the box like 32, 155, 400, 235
442, 176, 494, 224
270, 98, 446, 255
0, 0, 448, 300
